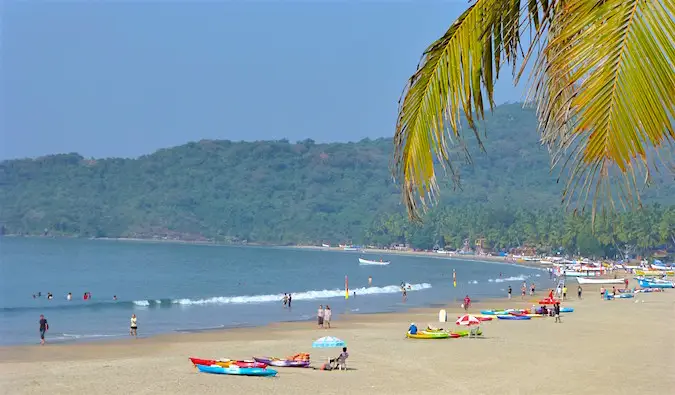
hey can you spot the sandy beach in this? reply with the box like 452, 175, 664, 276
1, 280, 673, 395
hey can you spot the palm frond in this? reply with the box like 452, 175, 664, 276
393, 0, 548, 220
532, 0, 675, 218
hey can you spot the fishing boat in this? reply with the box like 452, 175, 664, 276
576, 278, 625, 285
635, 270, 674, 277
358, 258, 390, 265
638, 278, 675, 288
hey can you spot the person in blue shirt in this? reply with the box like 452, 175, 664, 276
408, 322, 418, 335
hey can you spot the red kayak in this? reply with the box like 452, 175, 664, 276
538, 298, 560, 305
189, 357, 267, 368
457, 316, 493, 321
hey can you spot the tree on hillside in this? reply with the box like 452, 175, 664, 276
393, 0, 675, 221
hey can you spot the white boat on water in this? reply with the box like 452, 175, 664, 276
358, 258, 390, 265
343, 246, 359, 251
576, 278, 625, 285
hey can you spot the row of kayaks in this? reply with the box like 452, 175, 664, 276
406, 328, 483, 339
189, 356, 311, 376
480, 308, 574, 315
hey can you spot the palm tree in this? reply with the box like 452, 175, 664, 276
393, 0, 675, 221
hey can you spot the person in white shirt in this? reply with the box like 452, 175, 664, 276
323, 305, 332, 329
130, 314, 138, 337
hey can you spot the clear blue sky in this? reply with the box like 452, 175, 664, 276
1, 1, 526, 160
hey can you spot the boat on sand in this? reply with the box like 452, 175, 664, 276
576, 278, 625, 285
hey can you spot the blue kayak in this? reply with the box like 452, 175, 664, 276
496, 315, 531, 320
196, 364, 278, 377
560, 307, 574, 313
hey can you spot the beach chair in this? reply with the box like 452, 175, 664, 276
330, 353, 348, 371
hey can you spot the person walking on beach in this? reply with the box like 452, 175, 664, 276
317, 305, 325, 329
130, 314, 138, 337
288, 293, 292, 308
577, 285, 582, 299
282, 293, 288, 307
507, 285, 512, 299
39, 314, 48, 345
553, 303, 561, 323
463, 295, 471, 312
324, 305, 332, 329
521, 284, 526, 300
530, 283, 535, 296
562, 285, 568, 301
624, 278, 629, 289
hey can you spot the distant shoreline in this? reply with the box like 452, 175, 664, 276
3, 234, 552, 271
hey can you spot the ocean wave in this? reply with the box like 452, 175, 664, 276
2, 283, 431, 312
171, 283, 432, 306
487, 275, 529, 283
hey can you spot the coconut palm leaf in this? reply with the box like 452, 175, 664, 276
532, 0, 675, 217
394, 0, 551, 220
394, 0, 675, 221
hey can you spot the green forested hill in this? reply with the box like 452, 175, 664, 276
1, 104, 674, 246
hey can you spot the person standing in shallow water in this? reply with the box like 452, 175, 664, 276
282, 293, 288, 307
288, 293, 292, 308
130, 314, 138, 337
39, 314, 48, 345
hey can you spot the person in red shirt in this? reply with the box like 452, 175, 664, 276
548, 289, 554, 300
463, 295, 471, 312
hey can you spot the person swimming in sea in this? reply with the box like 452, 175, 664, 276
67, 293, 72, 301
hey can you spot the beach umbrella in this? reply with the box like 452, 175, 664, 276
455, 314, 481, 326
312, 336, 345, 348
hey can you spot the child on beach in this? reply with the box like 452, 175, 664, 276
553, 303, 561, 323
507, 286, 512, 299
578, 286, 582, 299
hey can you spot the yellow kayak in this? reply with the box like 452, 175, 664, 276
406, 331, 451, 339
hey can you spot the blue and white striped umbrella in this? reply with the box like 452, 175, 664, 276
312, 336, 346, 348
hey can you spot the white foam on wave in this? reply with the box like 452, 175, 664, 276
133, 300, 150, 306
467, 280, 478, 284
171, 283, 432, 306
487, 275, 529, 283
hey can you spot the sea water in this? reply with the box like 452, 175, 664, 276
0, 237, 547, 345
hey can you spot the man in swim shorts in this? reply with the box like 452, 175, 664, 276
317, 305, 324, 329
39, 314, 48, 345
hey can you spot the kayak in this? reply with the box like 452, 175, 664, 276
458, 316, 492, 321
480, 309, 527, 315
497, 315, 531, 320
253, 357, 310, 368
538, 298, 561, 305
189, 357, 266, 368
451, 329, 483, 337
195, 364, 277, 377
406, 331, 455, 339
559, 307, 574, 313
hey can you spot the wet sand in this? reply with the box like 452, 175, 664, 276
1, 280, 673, 395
